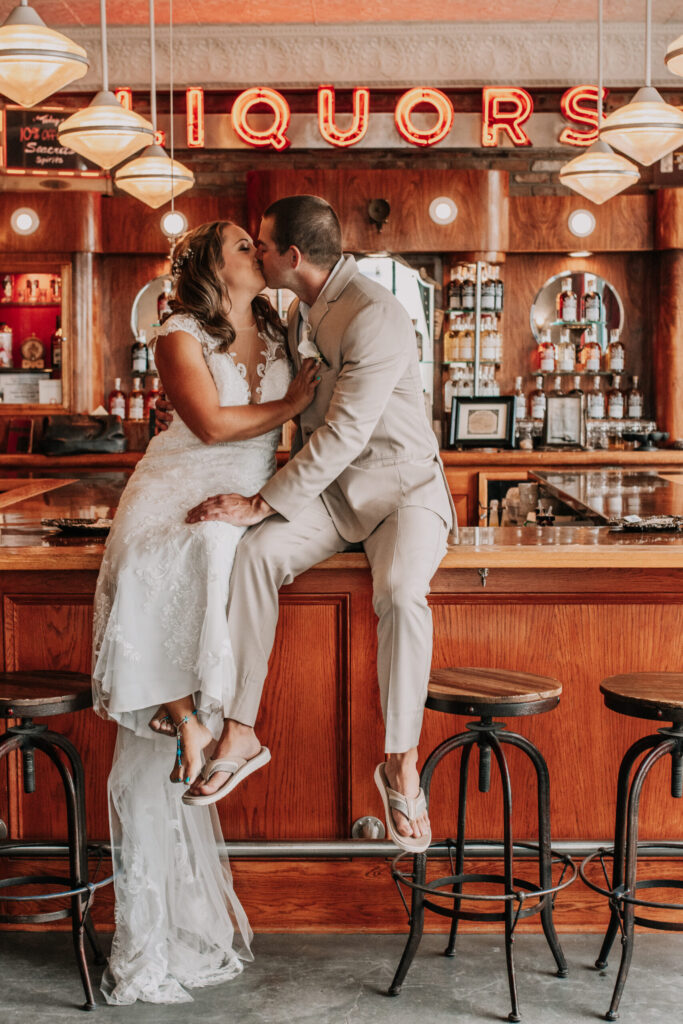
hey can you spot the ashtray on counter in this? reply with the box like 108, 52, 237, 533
609, 514, 683, 532
41, 517, 113, 535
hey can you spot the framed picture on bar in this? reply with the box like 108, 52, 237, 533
448, 396, 516, 450
542, 395, 585, 448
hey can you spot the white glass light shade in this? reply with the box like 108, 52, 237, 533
114, 144, 194, 209
57, 92, 154, 170
10, 206, 39, 234
160, 210, 188, 237
0, 3, 88, 107
600, 87, 683, 166
428, 196, 458, 224
567, 209, 596, 237
559, 140, 639, 205
665, 34, 683, 77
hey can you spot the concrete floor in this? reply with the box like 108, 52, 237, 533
1, 931, 680, 1023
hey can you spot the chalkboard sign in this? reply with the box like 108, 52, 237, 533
3, 107, 98, 173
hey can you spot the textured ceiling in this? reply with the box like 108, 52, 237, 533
2, 1, 683, 27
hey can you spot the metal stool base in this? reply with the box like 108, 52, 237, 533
0, 720, 111, 1009
584, 728, 683, 1021
388, 721, 574, 1022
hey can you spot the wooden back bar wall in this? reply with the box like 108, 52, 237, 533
0, 180, 678, 438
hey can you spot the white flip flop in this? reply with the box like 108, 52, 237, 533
374, 762, 432, 854
182, 746, 271, 806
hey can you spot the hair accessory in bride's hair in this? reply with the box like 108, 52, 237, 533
171, 247, 193, 278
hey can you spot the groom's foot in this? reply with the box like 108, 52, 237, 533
187, 720, 261, 797
384, 753, 430, 841
170, 714, 213, 785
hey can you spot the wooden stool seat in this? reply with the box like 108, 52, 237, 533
427, 667, 562, 717
600, 672, 683, 723
0, 671, 92, 719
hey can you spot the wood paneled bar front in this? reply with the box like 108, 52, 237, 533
0, 476, 682, 934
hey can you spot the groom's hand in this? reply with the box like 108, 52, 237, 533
186, 492, 274, 526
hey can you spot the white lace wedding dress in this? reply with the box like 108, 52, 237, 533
92, 312, 292, 1004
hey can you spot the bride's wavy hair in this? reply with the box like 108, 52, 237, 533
165, 220, 284, 352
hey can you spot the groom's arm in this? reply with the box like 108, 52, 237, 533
259, 298, 411, 521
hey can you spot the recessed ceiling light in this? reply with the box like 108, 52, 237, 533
567, 209, 596, 238
10, 207, 39, 235
429, 196, 458, 225
160, 210, 188, 238
567, 250, 593, 257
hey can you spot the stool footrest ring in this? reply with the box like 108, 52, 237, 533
580, 844, 683, 918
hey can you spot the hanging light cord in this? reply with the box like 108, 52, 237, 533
169, 0, 175, 213
149, 0, 156, 131
645, 0, 652, 87
598, 0, 603, 124
100, 0, 108, 92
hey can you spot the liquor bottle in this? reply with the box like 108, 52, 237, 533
157, 280, 172, 321
0, 323, 12, 367
557, 327, 575, 372
129, 377, 145, 421
481, 315, 496, 361
513, 375, 527, 421
582, 275, 602, 322
458, 316, 474, 360
108, 377, 126, 418
448, 265, 463, 310
493, 265, 504, 314
537, 328, 556, 373
481, 265, 496, 312
144, 376, 161, 418
607, 374, 624, 420
529, 376, 546, 422
558, 277, 578, 322
131, 330, 148, 376
50, 276, 61, 301
606, 329, 625, 373
582, 325, 602, 372
443, 313, 459, 362
586, 375, 605, 419
1, 274, 13, 302
568, 374, 584, 397
411, 320, 423, 361
460, 264, 475, 312
549, 375, 564, 397
626, 375, 644, 419
50, 316, 62, 378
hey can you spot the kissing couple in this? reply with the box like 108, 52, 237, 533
92, 194, 455, 1004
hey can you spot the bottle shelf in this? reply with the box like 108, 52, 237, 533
549, 319, 605, 329
443, 360, 501, 367
536, 369, 622, 377
0, 301, 61, 309
445, 308, 502, 316
0, 367, 56, 374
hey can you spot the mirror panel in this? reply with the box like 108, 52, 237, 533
530, 270, 624, 349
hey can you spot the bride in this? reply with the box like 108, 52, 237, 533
92, 220, 318, 1004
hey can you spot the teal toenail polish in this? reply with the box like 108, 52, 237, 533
185, 776, 190, 784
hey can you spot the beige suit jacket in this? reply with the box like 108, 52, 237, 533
260, 254, 456, 543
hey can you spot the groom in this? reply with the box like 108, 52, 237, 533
183, 196, 455, 849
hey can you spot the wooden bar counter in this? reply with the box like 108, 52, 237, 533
0, 471, 682, 934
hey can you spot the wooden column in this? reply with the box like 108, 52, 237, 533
655, 191, 683, 442
72, 252, 101, 413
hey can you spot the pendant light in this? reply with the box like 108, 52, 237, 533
0, 1, 88, 107
57, 1, 154, 170
665, 32, 683, 77
559, 0, 639, 205
114, 0, 193, 209
601, 0, 683, 166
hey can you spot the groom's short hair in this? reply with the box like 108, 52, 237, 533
264, 195, 342, 270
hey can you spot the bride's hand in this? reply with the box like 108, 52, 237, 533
284, 358, 320, 417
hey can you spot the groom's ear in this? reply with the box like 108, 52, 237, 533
288, 245, 303, 270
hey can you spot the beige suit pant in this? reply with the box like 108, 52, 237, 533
226, 497, 448, 753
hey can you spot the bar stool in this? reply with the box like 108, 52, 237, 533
389, 667, 576, 1023
580, 672, 683, 1022
0, 671, 112, 1010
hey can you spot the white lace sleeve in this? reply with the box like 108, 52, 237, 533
150, 313, 206, 354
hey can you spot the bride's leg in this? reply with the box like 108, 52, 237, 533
187, 718, 261, 796
165, 696, 213, 785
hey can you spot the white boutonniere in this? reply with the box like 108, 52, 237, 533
298, 321, 329, 366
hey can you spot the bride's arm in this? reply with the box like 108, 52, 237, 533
154, 330, 318, 445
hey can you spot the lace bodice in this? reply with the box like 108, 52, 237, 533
151, 313, 291, 446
